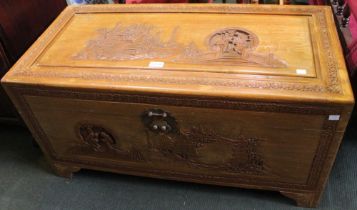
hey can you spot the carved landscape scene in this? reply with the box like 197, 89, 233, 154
74, 24, 287, 68
75, 123, 264, 175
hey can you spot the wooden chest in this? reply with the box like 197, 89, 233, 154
1, 4, 354, 207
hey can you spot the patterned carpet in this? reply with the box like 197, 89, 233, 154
0, 118, 356, 210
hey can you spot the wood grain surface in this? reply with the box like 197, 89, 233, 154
1, 4, 354, 208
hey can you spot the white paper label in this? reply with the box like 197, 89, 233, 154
296, 69, 307, 75
328, 115, 340, 121
148, 61, 165, 68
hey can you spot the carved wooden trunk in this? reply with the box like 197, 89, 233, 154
1, 4, 354, 208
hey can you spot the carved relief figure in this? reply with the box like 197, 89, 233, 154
79, 124, 116, 152
206, 28, 286, 68
78, 124, 145, 161
74, 24, 287, 68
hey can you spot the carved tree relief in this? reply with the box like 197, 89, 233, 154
74, 24, 287, 68
77, 123, 264, 175
149, 126, 264, 175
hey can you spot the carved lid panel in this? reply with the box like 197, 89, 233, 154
2, 5, 354, 105
39, 13, 314, 77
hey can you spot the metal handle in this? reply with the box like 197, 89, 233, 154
142, 109, 177, 134
147, 111, 168, 118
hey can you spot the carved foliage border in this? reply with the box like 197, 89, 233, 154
10, 85, 341, 190
11, 5, 341, 94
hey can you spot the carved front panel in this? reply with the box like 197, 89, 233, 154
77, 123, 264, 175
25, 95, 327, 186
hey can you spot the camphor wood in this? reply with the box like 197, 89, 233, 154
1, 4, 354, 208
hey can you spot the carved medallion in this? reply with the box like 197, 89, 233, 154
205, 28, 286, 68
207, 28, 259, 53
74, 24, 287, 68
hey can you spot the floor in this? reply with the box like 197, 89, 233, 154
0, 117, 357, 210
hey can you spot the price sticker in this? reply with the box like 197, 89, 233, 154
296, 69, 307, 75
148, 61, 165, 68
328, 115, 340, 121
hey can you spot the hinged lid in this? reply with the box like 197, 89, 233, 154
2, 4, 354, 105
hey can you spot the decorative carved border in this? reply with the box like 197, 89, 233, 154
9, 85, 341, 191
12, 85, 340, 114
10, 5, 342, 94
72, 4, 329, 15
